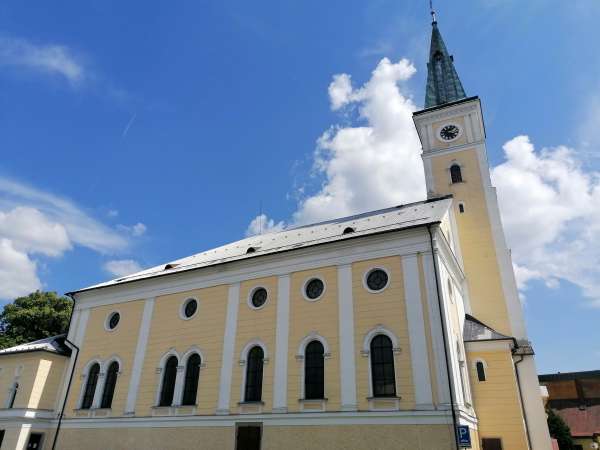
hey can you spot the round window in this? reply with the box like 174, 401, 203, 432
305, 278, 325, 300
366, 269, 389, 292
251, 288, 268, 309
107, 312, 120, 330
183, 298, 198, 318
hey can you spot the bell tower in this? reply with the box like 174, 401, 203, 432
412, 15, 552, 450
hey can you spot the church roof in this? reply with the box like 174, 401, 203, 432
71, 196, 453, 295
0, 335, 71, 357
463, 314, 514, 342
424, 19, 467, 108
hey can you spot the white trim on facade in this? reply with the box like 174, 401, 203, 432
337, 264, 357, 411
179, 296, 199, 320
216, 283, 240, 415
272, 275, 290, 413
246, 286, 270, 311
125, 297, 155, 414
301, 276, 327, 302
362, 266, 391, 294
401, 254, 434, 409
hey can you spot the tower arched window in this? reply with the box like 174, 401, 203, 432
304, 341, 325, 400
182, 354, 201, 406
100, 361, 119, 409
450, 164, 463, 183
7, 382, 19, 409
81, 363, 100, 409
159, 356, 178, 406
370, 335, 396, 397
476, 361, 486, 382
244, 346, 264, 402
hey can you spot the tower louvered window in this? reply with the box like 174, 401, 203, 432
182, 354, 201, 405
81, 363, 100, 409
370, 335, 396, 397
450, 164, 462, 183
159, 356, 178, 406
101, 361, 119, 408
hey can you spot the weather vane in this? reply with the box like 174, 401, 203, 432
429, 0, 437, 23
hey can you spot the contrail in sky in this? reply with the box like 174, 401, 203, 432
122, 112, 137, 137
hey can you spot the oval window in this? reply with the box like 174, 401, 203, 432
366, 269, 389, 292
251, 288, 268, 309
183, 298, 198, 318
305, 278, 325, 300
107, 312, 120, 330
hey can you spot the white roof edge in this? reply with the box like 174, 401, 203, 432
73, 196, 453, 294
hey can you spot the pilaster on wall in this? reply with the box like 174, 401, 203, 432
272, 275, 291, 413
216, 283, 240, 415
337, 264, 357, 411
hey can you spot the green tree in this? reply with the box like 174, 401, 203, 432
547, 408, 575, 450
0, 291, 73, 349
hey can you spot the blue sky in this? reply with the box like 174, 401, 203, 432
0, 1, 598, 374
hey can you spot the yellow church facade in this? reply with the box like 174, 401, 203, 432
0, 16, 552, 450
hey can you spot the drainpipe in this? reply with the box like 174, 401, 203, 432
427, 224, 460, 450
513, 350, 533, 450
51, 293, 80, 450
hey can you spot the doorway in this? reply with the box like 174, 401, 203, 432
26, 433, 44, 450
235, 424, 262, 450
481, 438, 502, 450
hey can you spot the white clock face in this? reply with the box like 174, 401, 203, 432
439, 124, 460, 141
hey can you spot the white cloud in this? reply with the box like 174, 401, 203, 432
107, 209, 119, 218
245, 214, 285, 237
492, 135, 600, 304
0, 177, 134, 300
0, 37, 84, 85
117, 222, 147, 237
0, 239, 41, 299
103, 259, 143, 278
245, 56, 600, 307
293, 57, 425, 225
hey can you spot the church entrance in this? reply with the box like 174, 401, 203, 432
235, 424, 262, 450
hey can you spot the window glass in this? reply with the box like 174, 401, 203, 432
366, 269, 389, 291
304, 341, 325, 400
159, 356, 178, 407
183, 299, 198, 318
182, 354, 201, 405
370, 335, 396, 397
476, 361, 486, 382
244, 346, 264, 402
251, 288, 268, 308
305, 279, 324, 300
100, 361, 119, 409
8, 383, 19, 409
81, 364, 100, 409
107, 312, 120, 330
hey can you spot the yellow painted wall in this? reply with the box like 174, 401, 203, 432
287, 266, 339, 412
467, 347, 529, 450
230, 276, 278, 411
136, 285, 229, 414
67, 299, 145, 414
0, 352, 66, 411
56, 424, 456, 450
429, 146, 511, 335
352, 256, 415, 410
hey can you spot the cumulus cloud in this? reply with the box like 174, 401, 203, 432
245, 56, 600, 306
293, 57, 425, 225
246, 214, 285, 237
492, 136, 600, 304
103, 259, 143, 278
118, 222, 147, 237
0, 239, 41, 299
0, 177, 142, 300
0, 36, 84, 85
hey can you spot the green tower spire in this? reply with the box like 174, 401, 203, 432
424, 16, 466, 108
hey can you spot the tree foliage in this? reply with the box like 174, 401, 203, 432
0, 291, 73, 349
547, 408, 575, 450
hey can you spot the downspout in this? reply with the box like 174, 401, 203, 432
51, 293, 80, 450
513, 350, 533, 450
427, 224, 460, 450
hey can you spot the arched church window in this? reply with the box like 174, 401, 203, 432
81, 363, 100, 409
370, 335, 396, 397
450, 164, 463, 183
101, 361, 119, 409
244, 346, 264, 402
304, 341, 325, 400
159, 356, 178, 406
182, 353, 201, 406
7, 382, 19, 409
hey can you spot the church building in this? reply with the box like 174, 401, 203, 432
0, 15, 552, 450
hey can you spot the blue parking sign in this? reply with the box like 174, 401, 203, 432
457, 425, 471, 447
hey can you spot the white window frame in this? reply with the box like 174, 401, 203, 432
296, 333, 331, 404
239, 339, 268, 403
362, 267, 391, 294
361, 326, 401, 400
